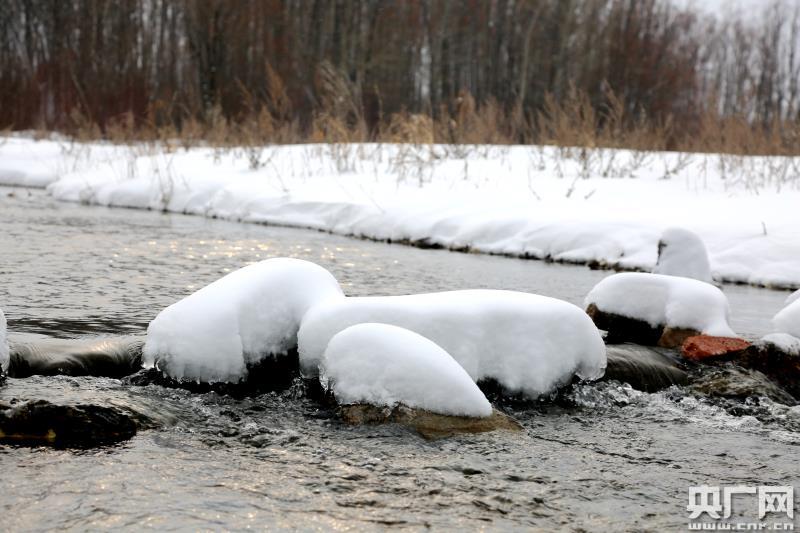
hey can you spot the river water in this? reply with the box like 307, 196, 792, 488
1, 187, 798, 531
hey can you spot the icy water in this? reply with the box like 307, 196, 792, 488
1, 187, 799, 531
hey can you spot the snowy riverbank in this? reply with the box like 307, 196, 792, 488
2, 135, 799, 289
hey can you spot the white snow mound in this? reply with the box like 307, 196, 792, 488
653, 227, 713, 283
322, 323, 493, 417
786, 289, 800, 307
760, 333, 800, 356
0, 308, 8, 372
144, 258, 344, 382
299, 290, 607, 399
585, 272, 735, 336
774, 296, 800, 339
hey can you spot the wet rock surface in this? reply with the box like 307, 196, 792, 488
586, 303, 700, 347
123, 349, 303, 398
738, 340, 800, 400
690, 363, 797, 405
339, 404, 523, 439
8, 336, 144, 378
0, 399, 137, 447
603, 344, 688, 392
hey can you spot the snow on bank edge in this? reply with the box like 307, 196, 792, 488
2, 138, 798, 289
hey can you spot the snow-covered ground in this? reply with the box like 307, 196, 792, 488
2, 135, 799, 289
321, 323, 492, 417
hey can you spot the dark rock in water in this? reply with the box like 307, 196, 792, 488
603, 344, 689, 392
587, 303, 661, 344
339, 404, 522, 440
8, 336, 144, 378
586, 303, 699, 348
737, 340, 800, 400
690, 363, 797, 406
681, 335, 750, 362
0, 399, 137, 447
124, 348, 302, 398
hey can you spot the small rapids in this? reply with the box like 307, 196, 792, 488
2, 368, 798, 530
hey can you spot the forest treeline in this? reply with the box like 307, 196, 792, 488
1, 0, 800, 154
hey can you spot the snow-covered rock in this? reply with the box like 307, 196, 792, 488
299, 290, 607, 399
786, 289, 800, 307
0, 308, 9, 372
322, 323, 492, 417
585, 273, 735, 345
653, 227, 713, 283
760, 333, 800, 357
774, 295, 800, 339
143, 258, 344, 382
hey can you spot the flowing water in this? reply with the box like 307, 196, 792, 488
1, 187, 798, 531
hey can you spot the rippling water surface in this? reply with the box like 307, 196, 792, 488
1, 187, 798, 531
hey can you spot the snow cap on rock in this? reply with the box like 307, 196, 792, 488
322, 323, 493, 417
760, 333, 800, 356
585, 272, 735, 337
143, 258, 344, 382
786, 289, 800, 307
653, 227, 713, 283
774, 294, 800, 340
300, 289, 607, 399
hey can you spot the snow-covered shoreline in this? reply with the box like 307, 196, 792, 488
2, 136, 799, 289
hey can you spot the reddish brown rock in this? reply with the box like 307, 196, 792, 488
340, 404, 522, 440
681, 335, 750, 362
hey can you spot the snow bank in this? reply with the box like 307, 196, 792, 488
653, 227, 713, 283
0, 138, 62, 187
3, 138, 799, 289
322, 323, 492, 417
143, 258, 344, 382
585, 272, 735, 337
299, 290, 607, 399
773, 296, 800, 339
0, 309, 8, 372
760, 333, 800, 356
